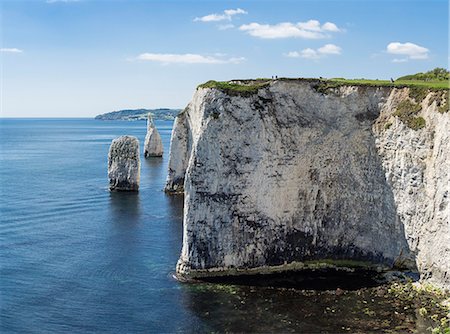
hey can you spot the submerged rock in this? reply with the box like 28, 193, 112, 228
108, 135, 140, 191
144, 114, 163, 158
167, 79, 450, 288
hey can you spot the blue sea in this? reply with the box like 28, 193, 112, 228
0, 119, 434, 333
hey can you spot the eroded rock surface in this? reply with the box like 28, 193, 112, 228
108, 135, 140, 191
144, 114, 163, 158
374, 90, 450, 288
166, 80, 449, 288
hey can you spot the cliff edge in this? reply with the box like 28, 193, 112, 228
165, 79, 450, 288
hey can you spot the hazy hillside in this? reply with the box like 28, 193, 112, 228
95, 108, 181, 121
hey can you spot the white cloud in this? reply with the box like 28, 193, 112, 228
239, 20, 341, 39
297, 20, 322, 32
317, 44, 342, 55
386, 42, 429, 60
224, 9, 246, 16
299, 48, 320, 59
133, 53, 245, 65
322, 22, 340, 32
285, 44, 342, 60
194, 8, 247, 22
0, 48, 23, 53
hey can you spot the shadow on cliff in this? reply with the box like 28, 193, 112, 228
258, 123, 418, 271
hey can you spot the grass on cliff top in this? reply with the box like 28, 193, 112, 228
328, 78, 449, 89
198, 77, 449, 97
328, 68, 449, 89
198, 80, 271, 96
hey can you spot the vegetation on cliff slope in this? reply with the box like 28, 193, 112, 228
392, 100, 426, 130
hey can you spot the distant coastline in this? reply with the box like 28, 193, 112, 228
95, 108, 181, 121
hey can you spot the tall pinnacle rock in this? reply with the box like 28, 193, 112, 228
108, 136, 140, 191
144, 114, 163, 158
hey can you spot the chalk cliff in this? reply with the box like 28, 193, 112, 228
165, 79, 449, 288
108, 135, 140, 191
144, 114, 164, 158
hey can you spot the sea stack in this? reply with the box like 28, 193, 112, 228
108, 135, 140, 191
144, 114, 163, 158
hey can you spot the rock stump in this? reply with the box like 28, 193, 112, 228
108, 136, 140, 191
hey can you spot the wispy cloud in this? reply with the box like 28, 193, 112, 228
239, 20, 341, 39
386, 42, 429, 61
194, 8, 247, 22
0, 48, 23, 53
218, 24, 235, 30
392, 58, 409, 63
286, 49, 319, 59
285, 44, 342, 59
133, 53, 245, 65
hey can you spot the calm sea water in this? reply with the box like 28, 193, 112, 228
0, 119, 434, 333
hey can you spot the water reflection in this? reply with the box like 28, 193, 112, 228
165, 194, 184, 220
164, 194, 185, 269
143, 157, 165, 185
109, 191, 141, 227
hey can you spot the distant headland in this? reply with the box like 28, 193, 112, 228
95, 108, 181, 121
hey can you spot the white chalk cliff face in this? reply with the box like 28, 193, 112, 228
108, 135, 140, 191
166, 80, 449, 288
144, 114, 163, 158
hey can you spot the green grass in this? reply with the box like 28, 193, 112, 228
393, 100, 426, 130
198, 78, 449, 96
198, 80, 271, 97
328, 78, 449, 89
397, 68, 449, 82
438, 98, 449, 113
408, 116, 426, 130
428, 91, 449, 113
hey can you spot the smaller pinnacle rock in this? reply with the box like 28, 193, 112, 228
144, 114, 163, 158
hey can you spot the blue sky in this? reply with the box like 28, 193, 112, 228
1, 0, 448, 117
